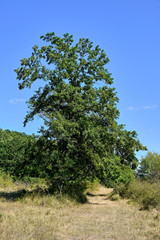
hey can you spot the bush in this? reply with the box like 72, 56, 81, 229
110, 194, 121, 201
99, 155, 135, 188
115, 180, 160, 210
0, 171, 13, 188
86, 178, 100, 191
48, 180, 88, 203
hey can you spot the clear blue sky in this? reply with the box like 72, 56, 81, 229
0, 0, 160, 159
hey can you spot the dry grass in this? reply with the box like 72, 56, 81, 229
0, 185, 159, 240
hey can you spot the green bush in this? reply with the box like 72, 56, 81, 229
99, 155, 135, 188
86, 178, 100, 191
115, 180, 160, 210
48, 179, 88, 203
0, 171, 13, 188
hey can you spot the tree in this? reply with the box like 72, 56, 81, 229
97, 155, 135, 187
138, 151, 160, 180
15, 32, 145, 193
0, 129, 40, 179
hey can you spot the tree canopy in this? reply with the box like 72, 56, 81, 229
0, 128, 56, 182
138, 151, 160, 180
15, 32, 146, 192
0, 129, 35, 178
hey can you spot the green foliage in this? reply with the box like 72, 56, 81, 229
138, 151, 160, 180
0, 171, 13, 188
0, 129, 41, 179
98, 155, 135, 187
0, 213, 3, 222
0, 129, 25, 175
14, 32, 146, 194
115, 180, 160, 210
49, 179, 88, 203
86, 178, 100, 191
114, 129, 146, 169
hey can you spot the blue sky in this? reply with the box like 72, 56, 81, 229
0, 0, 160, 159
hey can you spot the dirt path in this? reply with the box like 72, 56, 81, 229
87, 185, 113, 205
72, 186, 160, 240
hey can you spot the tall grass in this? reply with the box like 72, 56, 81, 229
0, 181, 159, 240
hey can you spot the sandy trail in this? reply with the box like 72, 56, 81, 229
87, 185, 113, 205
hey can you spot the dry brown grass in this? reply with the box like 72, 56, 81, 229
0, 185, 159, 240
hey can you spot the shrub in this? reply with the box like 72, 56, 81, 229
115, 180, 160, 210
99, 155, 135, 188
48, 180, 88, 203
0, 171, 13, 188
110, 194, 121, 201
86, 178, 100, 191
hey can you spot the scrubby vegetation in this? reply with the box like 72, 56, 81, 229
113, 152, 160, 210
114, 180, 160, 210
0, 174, 159, 240
1, 131, 160, 211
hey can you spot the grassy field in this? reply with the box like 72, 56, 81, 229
0, 184, 159, 240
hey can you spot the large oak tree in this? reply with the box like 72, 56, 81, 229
15, 32, 146, 193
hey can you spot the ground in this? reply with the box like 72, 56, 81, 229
0, 185, 159, 240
